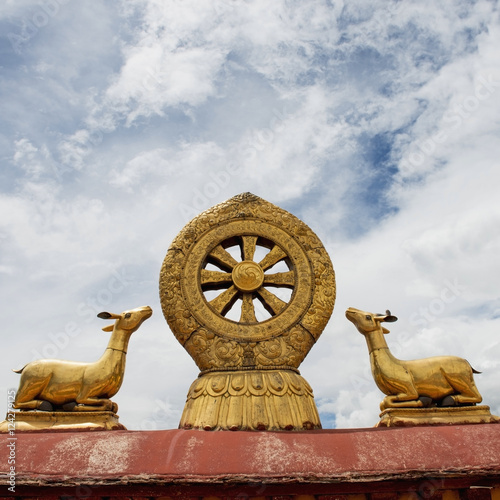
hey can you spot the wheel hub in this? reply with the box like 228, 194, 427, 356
231, 260, 265, 292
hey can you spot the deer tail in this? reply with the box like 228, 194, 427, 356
468, 362, 481, 374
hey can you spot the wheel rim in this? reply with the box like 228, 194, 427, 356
160, 193, 335, 348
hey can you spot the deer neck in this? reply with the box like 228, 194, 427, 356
92, 329, 131, 398
105, 329, 132, 354
364, 328, 390, 354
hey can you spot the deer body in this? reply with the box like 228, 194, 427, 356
14, 306, 152, 412
345, 307, 482, 410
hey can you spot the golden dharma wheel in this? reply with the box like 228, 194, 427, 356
160, 193, 335, 430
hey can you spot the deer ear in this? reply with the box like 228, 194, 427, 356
384, 310, 398, 322
102, 325, 114, 332
98, 312, 120, 320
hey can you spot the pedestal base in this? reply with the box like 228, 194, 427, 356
0, 411, 126, 433
180, 369, 321, 431
377, 405, 500, 427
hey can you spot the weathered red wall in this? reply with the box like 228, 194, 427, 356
1, 424, 500, 498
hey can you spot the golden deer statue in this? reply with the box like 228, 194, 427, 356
345, 307, 483, 411
13, 306, 152, 412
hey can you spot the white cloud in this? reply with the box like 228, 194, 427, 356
106, 45, 226, 125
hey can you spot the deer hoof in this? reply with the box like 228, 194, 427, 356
62, 402, 77, 411
418, 396, 433, 407
440, 395, 457, 407
38, 401, 53, 412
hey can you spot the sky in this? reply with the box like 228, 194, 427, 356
1, 0, 499, 430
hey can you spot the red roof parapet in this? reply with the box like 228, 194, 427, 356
1, 424, 500, 497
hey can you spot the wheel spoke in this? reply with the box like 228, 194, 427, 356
258, 245, 287, 271
208, 245, 239, 271
256, 287, 287, 316
200, 269, 233, 289
240, 293, 257, 323
209, 285, 239, 315
241, 236, 258, 261
263, 271, 295, 288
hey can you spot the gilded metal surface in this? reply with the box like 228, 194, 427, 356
13, 306, 152, 414
232, 260, 265, 292
181, 370, 320, 431
160, 193, 335, 430
345, 307, 484, 413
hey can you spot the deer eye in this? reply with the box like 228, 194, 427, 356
365, 315, 371, 320
124, 313, 131, 319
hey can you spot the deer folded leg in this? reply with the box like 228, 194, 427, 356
73, 396, 114, 411
14, 375, 52, 408
381, 386, 422, 410
14, 400, 53, 411
445, 379, 482, 406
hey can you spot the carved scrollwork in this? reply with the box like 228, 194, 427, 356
160, 193, 335, 355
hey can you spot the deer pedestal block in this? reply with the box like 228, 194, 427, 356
377, 405, 500, 427
0, 410, 125, 433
